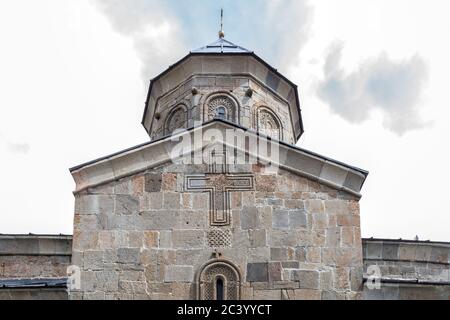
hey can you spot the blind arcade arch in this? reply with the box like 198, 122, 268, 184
197, 259, 241, 300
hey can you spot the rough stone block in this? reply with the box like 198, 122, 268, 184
163, 193, 181, 209
117, 248, 140, 264
382, 244, 399, 260
144, 231, 159, 248
398, 244, 416, 261
119, 271, 145, 282
159, 230, 172, 249
253, 289, 281, 300
272, 209, 289, 229
132, 175, 145, 196
284, 199, 304, 210
241, 206, 260, 230
192, 193, 208, 210
165, 265, 194, 282
270, 247, 288, 261
255, 175, 277, 192
126, 231, 143, 248
114, 180, 132, 195
336, 214, 358, 227
172, 230, 205, 249
341, 227, 354, 247
320, 270, 333, 290
80, 271, 95, 292
95, 271, 119, 292
140, 193, 163, 211
293, 270, 319, 289
306, 247, 321, 263
365, 242, 383, 259
305, 199, 324, 214
84, 292, 106, 300
73, 231, 99, 251
115, 195, 139, 215
249, 229, 266, 247
247, 262, 269, 282
430, 247, 449, 264
269, 230, 298, 247
83, 251, 103, 270
141, 210, 180, 229
289, 210, 308, 229
312, 213, 328, 229
180, 210, 207, 229
162, 173, 177, 191
74, 215, 98, 231
118, 281, 147, 294
324, 200, 348, 215
326, 227, 341, 247
145, 173, 162, 192
294, 289, 321, 300
350, 267, 364, 291
76, 195, 114, 215
247, 247, 270, 262
334, 267, 350, 290
321, 290, 346, 300
282, 261, 300, 269
97, 231, 115, 250
268, 262, 283, 282
415, 245, 432, 261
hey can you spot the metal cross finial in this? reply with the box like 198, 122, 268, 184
219, 8, 225, 38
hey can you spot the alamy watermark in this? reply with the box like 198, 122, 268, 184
166, 122, 285, 174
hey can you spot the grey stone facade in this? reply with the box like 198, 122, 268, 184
69, 158, 365, 300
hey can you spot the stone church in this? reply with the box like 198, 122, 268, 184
1, 34, 449, 300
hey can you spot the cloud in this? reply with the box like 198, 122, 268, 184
91, 0, 187, 80
0, 134, 30, 155
91, 0, 313, 79
317, 42, 429, 135
7, 142, 30, 154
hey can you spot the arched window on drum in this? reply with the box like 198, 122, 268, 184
257, 108, 282, 140
165, 105, 187, 135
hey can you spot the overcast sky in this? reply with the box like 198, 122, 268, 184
0, 0, 449, 241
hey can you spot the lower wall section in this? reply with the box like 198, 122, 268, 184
362, 239, 450, 300
363, 283, 450, 300
0, 234, 72, 300
0, 288, 68, 300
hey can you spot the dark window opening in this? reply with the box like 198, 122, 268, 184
216, 278, 224, 300
216, 106, 226, 119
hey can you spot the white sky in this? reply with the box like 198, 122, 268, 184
0, 0, 449, 241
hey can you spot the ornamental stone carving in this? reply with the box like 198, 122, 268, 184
166, 105, 187, 135
257, 108, 281, 140
207, 95, 236, 121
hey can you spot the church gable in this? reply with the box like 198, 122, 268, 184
71, 148, 363, 299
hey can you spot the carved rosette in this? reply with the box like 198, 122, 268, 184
166, 106, 187, 134
207, 96, 235, 121
257, 108, 281, 140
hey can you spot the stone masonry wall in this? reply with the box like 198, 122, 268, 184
362, 239, 450, 300
150, 75, 295, 145
0, 235, 72, 279
70, 162, 363, 300
0, 235, 72, 300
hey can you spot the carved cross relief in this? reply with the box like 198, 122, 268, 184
184, 150, 255, 226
